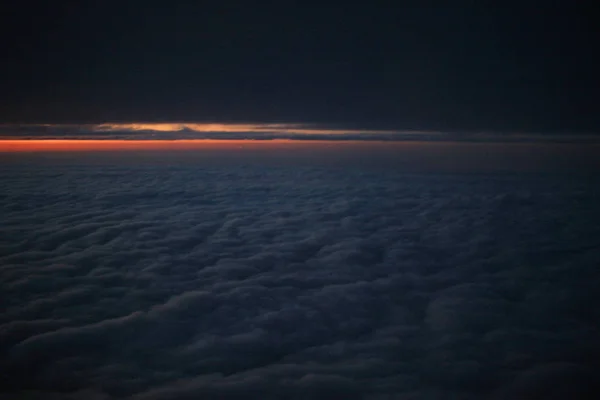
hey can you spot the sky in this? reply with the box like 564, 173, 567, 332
1, 2, 598, 134
2, 4, 600, 398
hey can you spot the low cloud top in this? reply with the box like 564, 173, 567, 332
1, 157, 600, 399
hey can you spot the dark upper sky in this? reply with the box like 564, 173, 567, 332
1, 1, 598, 133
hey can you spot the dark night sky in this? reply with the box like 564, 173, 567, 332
1, 1, 598, 132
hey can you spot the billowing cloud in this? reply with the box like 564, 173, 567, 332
1, 156, 600, 399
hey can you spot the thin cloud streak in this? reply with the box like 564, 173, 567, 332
3, 122, 427, 136
0, 123, 598, 143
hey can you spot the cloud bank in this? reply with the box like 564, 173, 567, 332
1, 157, 600, 399
0, 123, 598, 142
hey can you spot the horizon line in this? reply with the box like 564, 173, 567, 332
0, 123, 599, 144
2, 138, 600, 153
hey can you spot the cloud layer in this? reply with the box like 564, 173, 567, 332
1, 157, 600, 399
0, 123, 439, 142
0, 123, 598, 142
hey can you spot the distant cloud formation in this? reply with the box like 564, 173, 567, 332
0, 123, 437, 141
1, 157, 600, 399
0, 123, 598, 142
93, 123, 401, 135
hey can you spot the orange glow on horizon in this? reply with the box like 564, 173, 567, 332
0, 139, 281, 152
0, 139, 412, 152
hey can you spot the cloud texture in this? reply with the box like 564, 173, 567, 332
1, 156, 600, 399
1, 123, 599, 142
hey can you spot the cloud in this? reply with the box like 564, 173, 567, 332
1, 123, 599, 142
491, 363, 600, 399
0, 123, 441, 141
1, 158, 600, 399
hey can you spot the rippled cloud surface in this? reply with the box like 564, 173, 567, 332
1, 157, 600, 399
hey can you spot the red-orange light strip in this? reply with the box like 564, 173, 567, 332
0, 139, 412, 152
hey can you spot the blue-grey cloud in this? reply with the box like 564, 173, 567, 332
1, 156, 600, 399
0, 123, 599, 142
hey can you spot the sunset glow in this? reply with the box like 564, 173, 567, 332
0, 139, 290, 152
0, 139, 403, 152
0, 122, 433, 137
91, 123, 414, 135
95, 123, 308, 133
